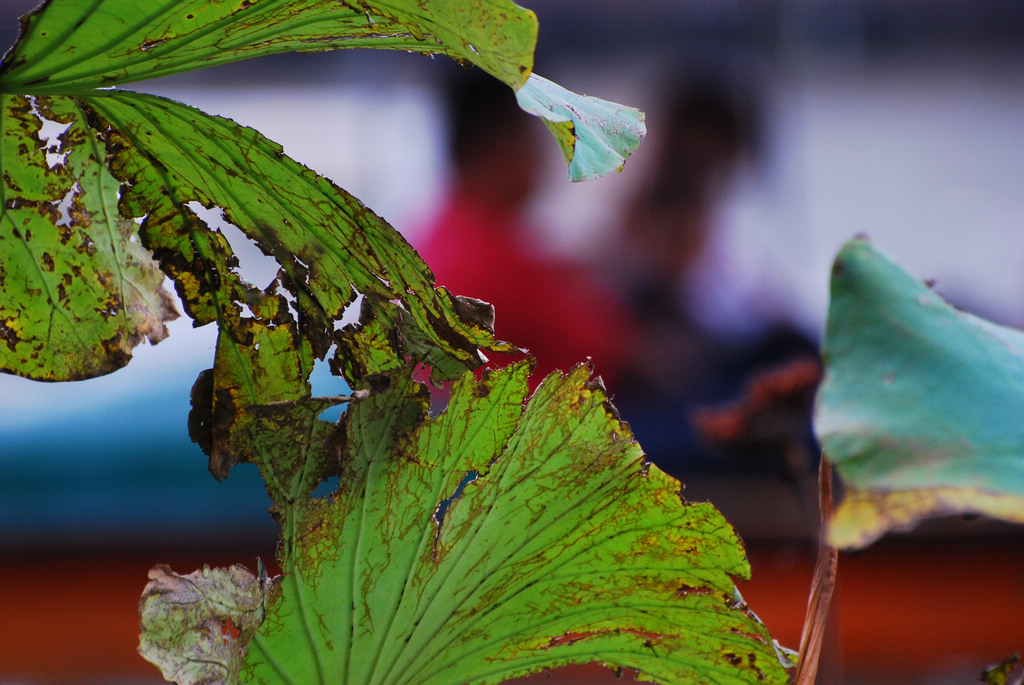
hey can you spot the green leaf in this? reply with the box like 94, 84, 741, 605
233, 392, 348, 514
515, 74, 647, 182
0, 93, 178, 380
0, 1, 641, 183
816, 238, 1024, 549
0, 0, 537, 93
81, 90, 509, 375
241, 363, 791, 684
69, 89, 512, 477
190, 323, 322, 480
138, 563, 271, 685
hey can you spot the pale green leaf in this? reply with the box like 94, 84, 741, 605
138, 563, 271, 685
242, 363, 791, 684
816, 238, 1024, 549
0, 93, 178, 380
515, 73, 647, 182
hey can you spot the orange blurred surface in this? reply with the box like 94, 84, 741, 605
2, 534, 1022, 683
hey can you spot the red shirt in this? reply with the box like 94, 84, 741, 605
416, 192, 633, 390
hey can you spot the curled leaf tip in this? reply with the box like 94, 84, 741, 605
515, 74, 646, 182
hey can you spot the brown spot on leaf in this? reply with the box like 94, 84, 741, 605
452, 295, 496, 333
211, 384, 250, 479
584, 373, 606, 395
0, 319, 22, 352
139, 38, 169, 51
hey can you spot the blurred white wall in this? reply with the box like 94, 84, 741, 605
766, 54, 1024, 333
140, 81, 447, 242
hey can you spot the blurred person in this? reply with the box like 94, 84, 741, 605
415, 69, 634, 388
609, 76, 817, 476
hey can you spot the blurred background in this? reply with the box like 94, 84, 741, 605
2, 0, 1024, 682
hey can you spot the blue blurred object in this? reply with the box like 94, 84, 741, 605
0, 319, 347, 548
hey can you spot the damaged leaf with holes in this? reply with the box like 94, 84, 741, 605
0, 93, 178, 380
71, 89, 515, 481
0, 0, 645, 392
0, 1, 788, 684
231, 363, 792, 684
816, 238, 1024, 549
83, 89, 513, 371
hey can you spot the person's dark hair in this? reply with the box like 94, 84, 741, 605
446, 69, 530, 170
643, 75, 761, 209
663, 76, 760, 166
